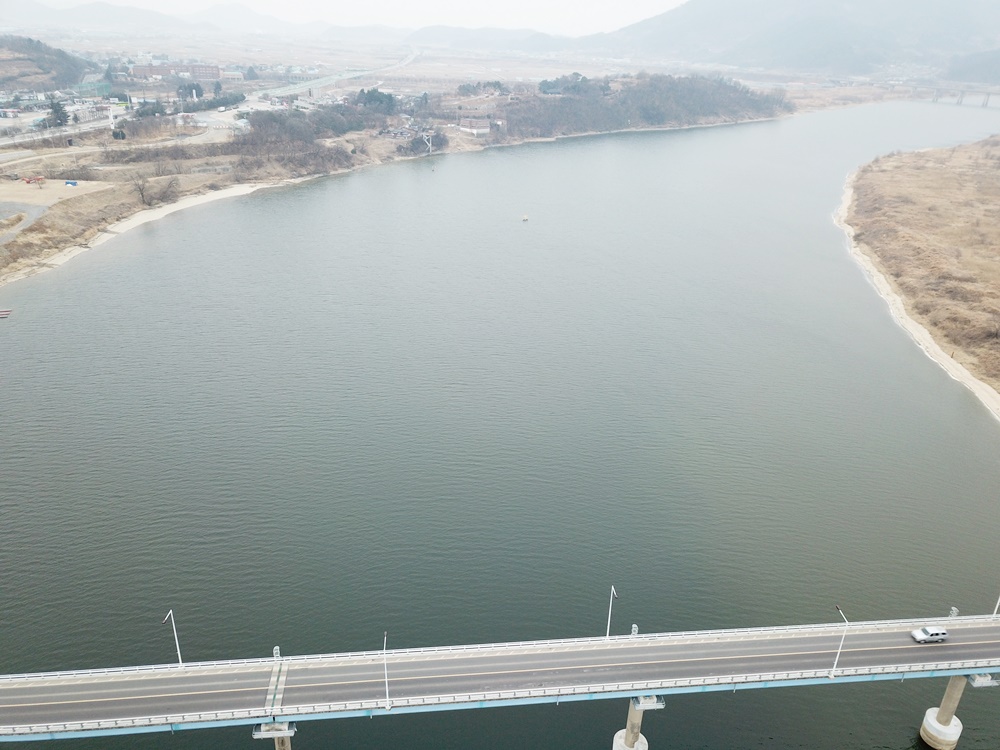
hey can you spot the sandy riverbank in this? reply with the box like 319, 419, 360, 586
0, 182, 284, 288
0, 128, 491, 290
836, 172, 1000, 422
0, 121, 731, 291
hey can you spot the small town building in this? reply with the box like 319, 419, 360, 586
458, 117, 491, 135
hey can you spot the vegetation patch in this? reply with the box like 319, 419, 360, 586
0, 35, 97, 89
499, 73, 791, 138
847, 137, 1000, 390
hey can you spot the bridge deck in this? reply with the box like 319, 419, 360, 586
3, 616, 1000, 741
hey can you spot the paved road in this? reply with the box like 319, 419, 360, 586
3, 616, 1000, 740
0, 118, 113, 149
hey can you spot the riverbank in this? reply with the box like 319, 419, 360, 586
0, 182, 284, 287
0, 114, 777, 291
2, 79, 903, 293
837, 158, 1000, 422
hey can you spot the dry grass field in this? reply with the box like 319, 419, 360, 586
847, 137, 1000, 391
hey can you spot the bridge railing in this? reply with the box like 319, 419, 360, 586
275, 655, 1000, 716
6, 653, 1000, 738
2, 615, 996, 683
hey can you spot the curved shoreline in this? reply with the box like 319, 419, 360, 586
0, 182, 285, 288
10, 134, 1000, 429
835, 171, 1000, 422
0, 115, 785, 292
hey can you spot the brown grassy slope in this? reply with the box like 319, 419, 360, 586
0, 48, 57, 90
847, 136, 1000, 390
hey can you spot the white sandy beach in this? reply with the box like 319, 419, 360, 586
836, 172, 1000, 423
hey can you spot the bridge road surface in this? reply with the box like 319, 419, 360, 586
4, 616, 1000, 741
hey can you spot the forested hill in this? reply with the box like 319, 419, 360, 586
499, 74, 791, 140
946, 50, 1000, 84
599, 0, 1000, 75
0, 35, 97, 90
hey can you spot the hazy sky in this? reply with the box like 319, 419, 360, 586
62, 0, 691, 36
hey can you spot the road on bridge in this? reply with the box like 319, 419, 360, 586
3, 617, 1000, 740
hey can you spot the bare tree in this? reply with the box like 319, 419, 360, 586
131, 173, 180, 207
130, 172, 151, 205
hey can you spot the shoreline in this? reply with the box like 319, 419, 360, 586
0, 89, 906, 293
0, 116, 782, 291
487, 113, 786, 151
10, 114, 996, 426
835, 171, 1000, 423
0, 182, 285, 288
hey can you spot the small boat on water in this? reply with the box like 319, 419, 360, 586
522, 215, 528, 222
0, 310, 11, 319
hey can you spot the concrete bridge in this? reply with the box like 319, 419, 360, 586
3, 615, 999, 750
888, 81, 1000, 107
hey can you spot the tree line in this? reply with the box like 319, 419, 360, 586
500, 73, 792, 139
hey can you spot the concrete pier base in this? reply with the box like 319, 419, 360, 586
920, 707, 963, 750
612, 696, 660, 749
920, 675, 967, 750
252, 722, 294, 750
612, 728, 648, 750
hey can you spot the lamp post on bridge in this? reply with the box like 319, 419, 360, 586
162, 609, 183, 665
606, 585, 619, 639
828, 605, 849, 679
382, 631, 390, 711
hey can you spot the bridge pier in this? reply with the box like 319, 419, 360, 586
252, 721, 295, 750
919, 676, 967, 750
612, 696, 663, 750
612, 698, 647, 750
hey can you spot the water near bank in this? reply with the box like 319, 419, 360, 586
3, 101, 1000, 750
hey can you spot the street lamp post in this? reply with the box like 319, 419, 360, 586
382, 631, 390, 711
829, 605, 849, 679
162, 609, 183, 665
606, 585, 619, 639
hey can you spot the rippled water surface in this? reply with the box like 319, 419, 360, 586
4, 101, 1000, 749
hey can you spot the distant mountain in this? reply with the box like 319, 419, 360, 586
598, 0, 1000, 74
66, 1, 199, 32
318, 25, 411, 45
4, 0, 998, 79
404, 26, 564, 52
0, 0, 409, 42
0, 34, 98, 89
946, 49, 1000, 84
185, 10, 412, 43
0, 0, 68, 30
0, 0, 199, 34
185, 4, 310, 36
391, 0, 1000, 77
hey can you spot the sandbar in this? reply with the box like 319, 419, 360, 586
836, 172, 1000, 423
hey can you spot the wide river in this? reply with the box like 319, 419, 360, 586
3, 101, 1000, 750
